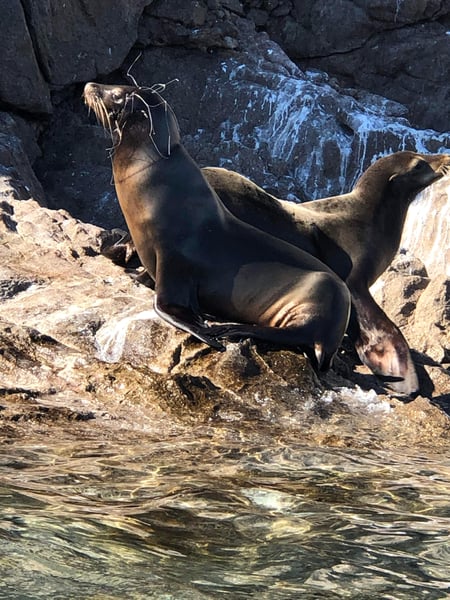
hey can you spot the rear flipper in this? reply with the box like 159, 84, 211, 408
349, 289, 419, 396
154, 296, 225, 351
206, 322, 336, 373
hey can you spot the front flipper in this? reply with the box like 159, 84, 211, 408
99, 228, 139, 266
154, 296, 225, 351
349, 288, 418, 395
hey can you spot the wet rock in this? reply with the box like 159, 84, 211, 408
35, 33, 450, 227
1, 189, 450, 449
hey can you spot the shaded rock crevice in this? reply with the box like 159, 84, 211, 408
19, 0, 50, 85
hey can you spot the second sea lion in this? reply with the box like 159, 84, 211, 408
202, 152, 450, 394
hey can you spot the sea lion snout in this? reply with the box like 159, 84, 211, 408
83, 82, 101, 101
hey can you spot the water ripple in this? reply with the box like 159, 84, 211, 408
1, 436, 450, 598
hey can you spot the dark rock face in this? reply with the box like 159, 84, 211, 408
242, 0, 450, 132
0, 0, 51, 114
34, 36, 450, 229
22, 0, 152, 85
0, 0, 152, 115
0, 112, 45, 204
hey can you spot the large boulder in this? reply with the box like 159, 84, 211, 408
242, 0, 450, 131
0, 0, 153, 116
22, 0, 152, 85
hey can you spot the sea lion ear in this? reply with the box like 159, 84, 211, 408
388, 173, 398, 182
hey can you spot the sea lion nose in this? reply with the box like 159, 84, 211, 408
83, 82, 100, 98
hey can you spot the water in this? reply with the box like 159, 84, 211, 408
2, 427, 450, 599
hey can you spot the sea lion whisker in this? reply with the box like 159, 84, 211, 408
132, 92, 169, 159
126, 52, 143, 87
131, 91, 173, 156
149, 78, 180, 94
164, 100, 171, 156
95, 97, 112, 133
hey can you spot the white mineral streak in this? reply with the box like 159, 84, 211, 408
218, 55, 450, 199
95, 309, 157, 363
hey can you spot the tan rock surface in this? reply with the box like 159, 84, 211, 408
1, 195, 449, 450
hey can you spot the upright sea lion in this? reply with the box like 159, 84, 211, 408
83, 82, 351, 371
202, 153, 450, 394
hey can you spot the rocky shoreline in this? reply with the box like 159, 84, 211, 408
1, 189, 449, 449
1, 1, 449, 448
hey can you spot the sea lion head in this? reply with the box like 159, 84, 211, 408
386, 151, 450, 195
355, 151, 450, 205
83, 82, 180, 158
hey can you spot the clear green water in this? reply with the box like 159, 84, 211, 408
1, 430, 450, 599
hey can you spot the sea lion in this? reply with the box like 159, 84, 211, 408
201, 153, 450, 394
83, 82, 351, 371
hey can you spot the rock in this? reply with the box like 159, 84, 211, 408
22, 0, 151, 86
35, 109, 124, 228
372, 256, 450, 401
138, 0, 245, 50
400, 176, 450, 278
0, 1, 153, 116
0, 113, 46, 205
371, 254, 430, 330
410, 276, 450, 364
35, 31, 450, 228
243, 0, 450, 131
1, 0, 450, 448
1, 187, 450, 448
0, 0, 51, 114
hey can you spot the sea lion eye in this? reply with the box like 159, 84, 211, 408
413, 160, 426, 171
111, 91, 124, 104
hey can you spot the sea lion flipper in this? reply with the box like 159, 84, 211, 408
99, 228, 139, 266
154, 295, 225, 350
206, 323, 335, 373
134, 269, 155, 289
349, 289, 419, 395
